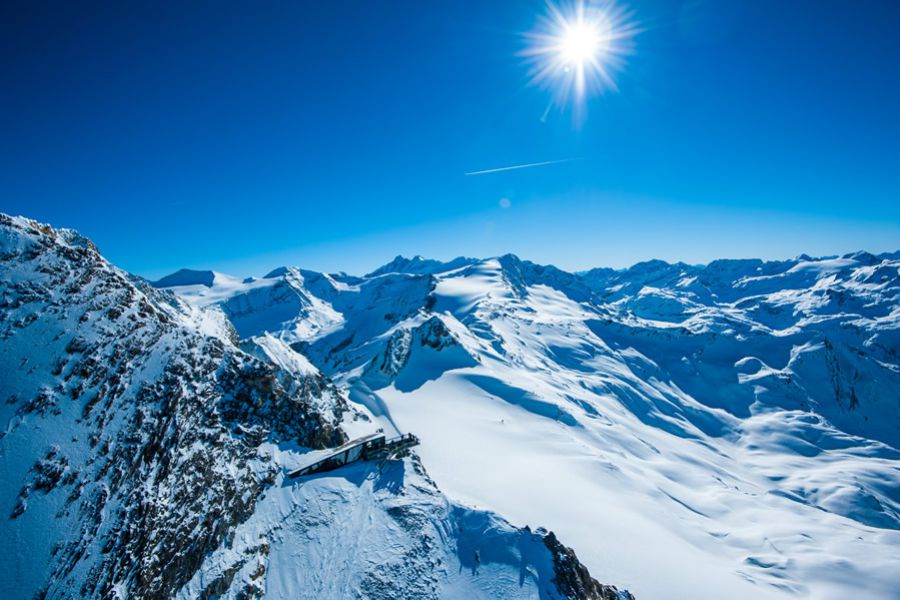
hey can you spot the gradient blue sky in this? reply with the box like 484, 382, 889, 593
2, 0, 899, 278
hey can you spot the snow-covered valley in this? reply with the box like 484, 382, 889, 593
2, 212, 899, 599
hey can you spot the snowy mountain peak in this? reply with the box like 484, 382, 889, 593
263, 265, 302, 279
366, 254, 478, 277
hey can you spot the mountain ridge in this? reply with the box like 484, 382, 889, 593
4, 212, 899, 599
0, 213, 632, 600
152, 249, 900, 289
153, 241, 900, 599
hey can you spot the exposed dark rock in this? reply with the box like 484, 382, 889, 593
544, 531, 636, 600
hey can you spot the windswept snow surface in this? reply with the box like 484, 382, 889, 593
179, 455, 588, 600
162, 251, 900, 600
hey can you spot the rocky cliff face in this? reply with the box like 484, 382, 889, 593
543, 532, 634, 600
0, 214, 344, 598
0, 214, 625, 599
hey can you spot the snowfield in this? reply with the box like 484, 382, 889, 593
157, 251, 900, 600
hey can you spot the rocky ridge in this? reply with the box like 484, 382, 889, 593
0, 214, 629, 599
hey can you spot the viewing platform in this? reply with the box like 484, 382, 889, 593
288, 432, 420, 478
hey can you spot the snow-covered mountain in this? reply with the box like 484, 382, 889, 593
153, 250, 900, 600
0, 214, 633, 600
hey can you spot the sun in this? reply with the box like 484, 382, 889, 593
523, 1, 636, 121
559, 18, 608, 65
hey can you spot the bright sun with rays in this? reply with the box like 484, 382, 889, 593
523, 1, 635, 121
559, 19, 609, 65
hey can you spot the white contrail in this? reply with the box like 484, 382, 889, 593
464, 157, 579, 176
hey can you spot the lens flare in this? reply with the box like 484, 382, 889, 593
523, 1, 637, 122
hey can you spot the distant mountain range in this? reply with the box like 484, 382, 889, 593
3, 211, 899, 599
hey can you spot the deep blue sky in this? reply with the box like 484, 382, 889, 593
2, 1, 899, 278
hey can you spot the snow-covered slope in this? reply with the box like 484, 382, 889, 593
158, 251, 900, 600
0, 215, 632, 600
